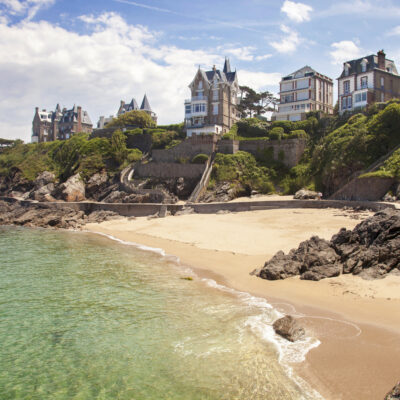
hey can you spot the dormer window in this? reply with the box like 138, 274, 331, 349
344, 63, 350, 76
361, 59, 368, 73
198, 81, 203, 90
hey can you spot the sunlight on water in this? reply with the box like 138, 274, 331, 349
0, 226, 320, 399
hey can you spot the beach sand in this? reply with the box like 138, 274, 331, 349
85, 208, 400, 400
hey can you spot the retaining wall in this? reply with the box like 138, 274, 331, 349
239, 138, 307, 168
152, 135, 217, 163
135, 163, 206, 179
330, 176, 396, 201
3, 197, 395, 219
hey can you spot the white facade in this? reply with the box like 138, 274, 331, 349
273, 66, 333, 122
186, 124, 222, 137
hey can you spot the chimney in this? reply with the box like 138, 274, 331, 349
213, 65, 216, 71
77, 106, 82, 132
35, 107, 39, 113
120, 100, 125, 107
378, 50, 386, 70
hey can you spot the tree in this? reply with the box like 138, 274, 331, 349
237, 86, 278, 118
111, 130, 128, 164
106, 110, 156, 129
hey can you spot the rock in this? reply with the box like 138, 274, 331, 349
85, 172, 109, 201
384, 381, 400, 400
273, 315, 305, 342
175, 206, 195, 216
383, 192, 397, 202
294, 188, 320, 200
34, 171, 55, 189
259, 237, 340, 281
54, 174, 86, 202
258, 208, 400, 282
30, 183, 56, 202
395, 184, 400, 199
86, 210, 122, 223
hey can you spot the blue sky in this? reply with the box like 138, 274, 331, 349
2, 0, 400, 141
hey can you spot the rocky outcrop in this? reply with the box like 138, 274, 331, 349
294, 189, 320, 200
384, 382, 400, 400
200, 182, 245, 203
258, 208, 400, 281
273, 315, 305, 342
85, 172, 110, 201
52, 173, 86, 202
0, 200, 121, 229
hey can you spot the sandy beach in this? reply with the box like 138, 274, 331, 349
85, 207, 400, 400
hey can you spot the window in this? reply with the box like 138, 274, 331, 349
198, 81, 203, 89
213, 90, 218, 100
185, 105, 191, 114
344, 66, 349, 76
361, 62, 367, 72
342, 97, 347, 110
193, 103, 205, 113
361, 76, 368, 89
347, 96, 352, 109
381, 92, 385, 102
343, 80, 350, 94
355, 92, 367, 103
380, 77, 384, 88
213, 104, 219, 115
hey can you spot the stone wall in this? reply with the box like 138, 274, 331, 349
218, 139, 239, 154
152, 135, 217, 163
239, 138, 306, 168
330, 176, 396, 201
135, 163, 206, 179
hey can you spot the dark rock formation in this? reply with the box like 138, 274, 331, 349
273, 315, 305, 342
294, 189, 320, 200
85, 172, 110, 201
384, 382, 400, 400
0, 200, 121, 230
258, 208, 400, 281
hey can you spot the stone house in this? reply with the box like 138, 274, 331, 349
184, 58, 240, 137
117, 94, 157, 123
337, 50, 400, 113
32, 104, 93, 143
273, 66, 334, 122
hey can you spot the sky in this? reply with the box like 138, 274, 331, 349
2, 0, 400, 141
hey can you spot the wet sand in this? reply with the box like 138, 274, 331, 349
85, 208, 400, 400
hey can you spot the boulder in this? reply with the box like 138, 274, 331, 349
294, 188, 320, 200
384, 381, 400, 400
85, 172, 109, 201
273, 315, 305, 342
30, 183, 56, 202
34, 171, 55, 189
383, 193, 397, 202
258, 208, 400, 282
54, 173, 86, 202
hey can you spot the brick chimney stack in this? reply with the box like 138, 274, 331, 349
35, 107, 39, 113
77, 106, 82, 132
378, 50, 386, 70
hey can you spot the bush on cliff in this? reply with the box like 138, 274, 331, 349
106, 110, 156, 129
191, 154, 209, 164
212, 151, 275, 194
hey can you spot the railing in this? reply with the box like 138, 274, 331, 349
187, 152, 216, 203
185, 96, 208, 103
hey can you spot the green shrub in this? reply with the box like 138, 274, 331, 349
191, 153, 209, 164
359, 171, 394, 179
106, 110, 156, 129
271, 120, 294, 133
236, 118, 269, 137
288, 130, 308, 139
269, 127, 284, 140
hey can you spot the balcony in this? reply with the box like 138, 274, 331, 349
185, 96, 208, 103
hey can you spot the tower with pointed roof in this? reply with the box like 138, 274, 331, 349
272, 66, 334, 122
116, 94, 157, 123
184, 58, 240, 137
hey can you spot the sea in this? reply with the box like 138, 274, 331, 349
0, 226, 322, 400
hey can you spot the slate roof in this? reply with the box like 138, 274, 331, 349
140, 94, 152, 111
338, 54, 398, 79
123, 98, 139, 112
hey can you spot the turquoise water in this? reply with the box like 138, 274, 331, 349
0, 226, 320, 399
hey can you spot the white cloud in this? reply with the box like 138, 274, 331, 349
239, 71, 281, 92
387, 25, 400, 36
330, 40, 363, 64
0, 12, 280, 141
281, 0, 313, 23
0, 0, 55, 21
222, 46, 257, 61
255, 54, 272, 61
270, 25, 301, 53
